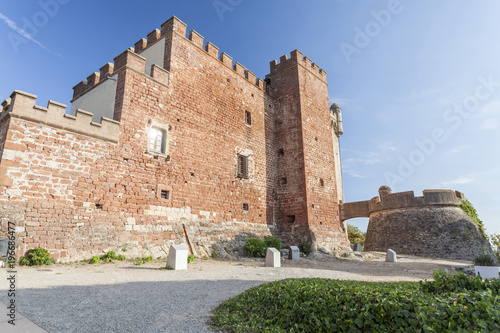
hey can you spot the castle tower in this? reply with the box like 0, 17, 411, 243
266, 50, 349, 252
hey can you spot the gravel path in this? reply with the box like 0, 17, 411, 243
0, 254, 470, 332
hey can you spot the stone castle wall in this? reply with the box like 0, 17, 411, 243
0, 16, 348, 261
352, 187, 495, 261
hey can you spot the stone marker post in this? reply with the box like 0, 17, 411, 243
167, 244, 188, 270
288, 246, 300, 261
265, 247, 280, 267
354, 243, 362, 252
386, 249, 397, 263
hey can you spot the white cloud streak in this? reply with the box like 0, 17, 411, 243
0, 12, 61, 57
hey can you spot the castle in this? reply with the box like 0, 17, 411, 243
0, 16, 349, 261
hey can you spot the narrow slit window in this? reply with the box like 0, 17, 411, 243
149, 127, 166, 154
320, 178, 324, 187
245, 111, 252, 125
286, 215, 295, 224
243, 203, 249, 211
278, 148, 284, 157
237, 154, 249, 178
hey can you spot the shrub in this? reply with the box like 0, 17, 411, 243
188, 254, 195, 263
117, 254, 126, 261
19, 248, 56, 266
211, 252, 217, 258
347, 224, 366, 246
460, 199, 487, 239
474, 254, 496, 266
88, 255, 101, 264
135, 258, 143, 266
244, 237, 266, 257
101, 251, 117, 262
298, 242, 312, 255
491, 233, 500, 262
212, 273, 500, 332
264, 235, 281, 251
143, 255, 153, 263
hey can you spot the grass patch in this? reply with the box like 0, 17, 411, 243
212, 271, 500, 332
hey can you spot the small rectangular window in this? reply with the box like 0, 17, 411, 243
245, 111, 251, 125
281, 177, 287, 185
243, 203, 249, 211
286, 215, 295, 223
149, 127, 166, 154
320, 178, 324, 187
278, 148, 284, 156
161, 190, 170, 200
237, 154, 249, 178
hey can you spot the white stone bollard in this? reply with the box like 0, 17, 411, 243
288, 246, 300, 261
354, 243, 362, 252
265, 247, 281, 267
386, 249, 397, 263
167, 244, 188, 270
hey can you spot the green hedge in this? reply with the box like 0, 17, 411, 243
212, 271, 500, 332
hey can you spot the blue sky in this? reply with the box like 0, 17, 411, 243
1, 0, 499, 235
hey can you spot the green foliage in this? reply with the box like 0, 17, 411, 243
347, 224, 366, 246
211, 252, 217, 258
460, 199, 487, 239
244, 238, 266, 257
88, 255, 101, 264
19, 247, 56, 266
101, 251, 117, 262
264, 235, 281, 251
474, 254, 496, 266
188, 254, 195, 263
135, 255, 153, 266
117, 254, 126, 261
298, 242, 312, 256
212, 272, 500, 332
244, 236, 282, 257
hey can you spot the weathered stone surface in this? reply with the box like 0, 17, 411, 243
365, 206, 494, 261
386, 249, 397, 262
265, 247, 280, 267
166, 244, 188, 270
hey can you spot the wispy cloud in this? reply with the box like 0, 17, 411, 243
441, 176, 475, 186
448, 145, 469, 154
0, 12, 61, 57
480, 118, 498, 130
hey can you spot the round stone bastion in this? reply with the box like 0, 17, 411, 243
342, 186, 494, 261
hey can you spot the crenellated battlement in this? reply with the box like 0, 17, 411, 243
1, 90, 120, 143
340, 186, 465, 221
269, 50, 327, 82
73, 16, 268, 100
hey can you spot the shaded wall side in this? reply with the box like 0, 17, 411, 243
297, 65, 349, 251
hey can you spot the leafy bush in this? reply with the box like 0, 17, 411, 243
474, 254, 496, 266
347, 224, 366, 246
135, 255, 153, 265
298, 242, 312, 256
211, 252, 217, 258
460, 199, 487, 239
135, 258, 143, 266
143, 255, 153, 263
244, 236, 282, 257
188, 254, 195, 263
101, 251, 117, 262
117, 254, 126, 261
88, 255, 101, 264
212, 273, 500, 332
244, 238, 266, 257
264, 235, 281, 251
19, 247, 56, 266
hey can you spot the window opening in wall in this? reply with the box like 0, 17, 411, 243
243, 203, 249, 211
320, 178, 324, 187
96, 204, 103, 210
161, 190, 170, 200
286, 215, 295, 223
149, 127, 166, 154
278, 148, 284, 156
245, 111, 251, 125
237, 154, 249, 178
281, 177, 287, 185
